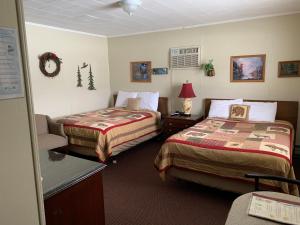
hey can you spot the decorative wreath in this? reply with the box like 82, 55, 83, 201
39, 52, 62, 78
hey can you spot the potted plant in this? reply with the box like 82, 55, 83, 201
202, 59, 215, 76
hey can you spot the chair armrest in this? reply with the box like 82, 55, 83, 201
245, 173, 300, 191
46, 116, 67, 138
246, 173, 300, 185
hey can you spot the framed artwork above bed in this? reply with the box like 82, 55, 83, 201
230, 54, 266, 82
278, 60, 300, 78
130, 61, 152, 83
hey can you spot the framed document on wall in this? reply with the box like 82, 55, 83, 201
0, 27, 24, 99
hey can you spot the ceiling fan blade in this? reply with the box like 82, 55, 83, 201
101, 1, 121, 10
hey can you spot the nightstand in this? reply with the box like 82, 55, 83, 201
162, 114, 203, 138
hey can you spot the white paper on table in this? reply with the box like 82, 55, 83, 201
248, 193, 300, 225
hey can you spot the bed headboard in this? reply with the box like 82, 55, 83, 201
204, 98, 298, 130
113, 94, 169, 118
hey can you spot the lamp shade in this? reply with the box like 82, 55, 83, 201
178, 83, 196, 98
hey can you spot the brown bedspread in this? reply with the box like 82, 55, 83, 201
59, 108, 160, 161
154, 118, 298, 195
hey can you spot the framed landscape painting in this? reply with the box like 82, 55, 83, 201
230, 54, 266, 82
278, 60, 300, 78
130, 61, 152, 82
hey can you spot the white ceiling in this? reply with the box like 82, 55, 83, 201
23, 0, 300, 37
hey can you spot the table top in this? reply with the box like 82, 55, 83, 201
40, 150, 106, 200
225, 191, 300, 225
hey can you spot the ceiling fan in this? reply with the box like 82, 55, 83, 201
103, 0, 142, 16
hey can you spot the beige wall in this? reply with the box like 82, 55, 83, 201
26, 24, 111, 118
0, 0, 41, 225
108, 14, 300, 143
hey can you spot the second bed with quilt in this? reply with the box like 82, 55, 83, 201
155, 99, 299, 195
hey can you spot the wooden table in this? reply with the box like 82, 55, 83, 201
40, 150, 106, 225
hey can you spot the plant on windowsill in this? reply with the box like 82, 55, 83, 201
202, 59, 215, 77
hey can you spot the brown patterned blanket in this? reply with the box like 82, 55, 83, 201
155, 118, 298, 195
59, 108, 160, 161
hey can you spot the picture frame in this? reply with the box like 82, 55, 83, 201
152, 67, 168, 75
278, 60, 300, 78
130, 61, 152, 82
230, 54, 266, 82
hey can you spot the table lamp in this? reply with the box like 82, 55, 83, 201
178, 81, 196, 116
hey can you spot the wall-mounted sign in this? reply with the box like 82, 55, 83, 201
0, 27, 24, 99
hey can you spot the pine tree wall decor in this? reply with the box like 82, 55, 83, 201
88, 64, 96, 90
76, 65, 83, 87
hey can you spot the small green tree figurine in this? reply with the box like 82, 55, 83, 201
76, 65, 83, 87
202, 59, 215, 76
88, 64, 96, 90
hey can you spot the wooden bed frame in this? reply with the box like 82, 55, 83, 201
113, 94, 169, 118
204, 99, 298, 131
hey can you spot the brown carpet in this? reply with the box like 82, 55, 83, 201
102, 140, 239, 225
68, 139, 300, 225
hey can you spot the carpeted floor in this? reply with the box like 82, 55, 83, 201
102, 140, 239, 225
69, 139, 300, 225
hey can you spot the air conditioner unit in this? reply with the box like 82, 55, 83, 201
169, 46, 200, 69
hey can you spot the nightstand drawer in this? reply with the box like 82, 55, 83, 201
167, 122, 191, 129
166, 127, 185, 133
164, 128, 183, 138
161, 115, 203, 139
167, 119, 195, 126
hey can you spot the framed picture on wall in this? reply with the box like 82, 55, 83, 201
130, 61, 152, 82
230, 54, 266, 82
152, 67, 168, 75
278, 60, 300, 78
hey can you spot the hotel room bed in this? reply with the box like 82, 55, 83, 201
59, 95, 168, 162
154, 99, 299, 195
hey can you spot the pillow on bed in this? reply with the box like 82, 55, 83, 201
115, 91, 138, 107
208, 99, 243, 119
243, 101, 277, 122
137, 91, 159, 111
127, 98, 141, 110
229, 104, 250, 121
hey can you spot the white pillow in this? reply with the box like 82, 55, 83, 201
137, 91, 159, 111
115, 91, 138, 107
243, 101, 277, 122
208, 99, 243, 119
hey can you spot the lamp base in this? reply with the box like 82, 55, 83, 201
182, 98, 192, 115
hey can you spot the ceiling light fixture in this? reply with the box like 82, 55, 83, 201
120, 0, 142, 16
